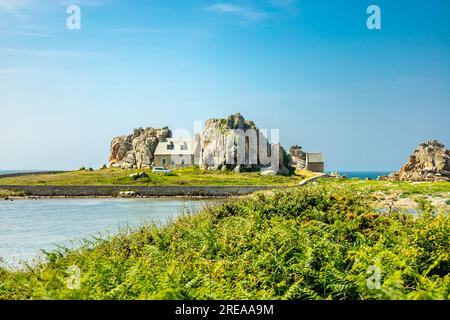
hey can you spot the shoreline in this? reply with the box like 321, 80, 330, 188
0, 185, 283, 199
0, 174, 326, 199
2, 195, 240, 201
0, 171, 68, 179
4, 195, 448, 211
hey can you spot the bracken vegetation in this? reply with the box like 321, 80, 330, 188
0, 185, 449, 300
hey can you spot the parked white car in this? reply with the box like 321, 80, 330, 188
152, 166, 172, 173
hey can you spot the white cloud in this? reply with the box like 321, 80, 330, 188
0, 0, 107, 17
205, 3, 268, 22
0, 48, 82, 58
111, 27, 180, 34
268, 0, 298, 7
59, 0, 107, 7
0, 68, 41, 74
0, 30, 53, 37
0, 0, 35, 17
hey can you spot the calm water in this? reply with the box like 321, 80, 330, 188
328, 171, 392, 180
0, 198, 213, 268
0, 170, 18, 175
0, 170, 42, 175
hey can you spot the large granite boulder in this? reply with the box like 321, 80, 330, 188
108, 114, 293, 175
109, 127, 172, 169
199, 113, 292, 175
380, 140, 450, 182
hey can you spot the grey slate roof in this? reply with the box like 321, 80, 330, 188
306, 153, 324, 163
154, 138, 195, 156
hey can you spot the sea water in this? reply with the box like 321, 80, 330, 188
0, 198, 214, 268
0, 170, 42, 175
328, 171, 392, 180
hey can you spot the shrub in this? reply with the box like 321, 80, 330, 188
1, 186, 449, 300
129, 173, 139, 181
138, 172, 149, 179
0, 189, 25, 197
416, 197, 435, 215
163, 172, 175, 177
129, 172, 150, 181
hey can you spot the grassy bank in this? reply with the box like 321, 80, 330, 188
0, 189, 25, 198
315, 178, 450, 210
0, 167, 316, 187
1, 185, 449, 300
316, 178, 450, 197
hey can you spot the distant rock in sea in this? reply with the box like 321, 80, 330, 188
379, 140, 450, 182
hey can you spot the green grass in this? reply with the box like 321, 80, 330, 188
0, 166, 316, 187
0, 189, 25, 197
1, 185, 449, 300
315, 178, 450, 197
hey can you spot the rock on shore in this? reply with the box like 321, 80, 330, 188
199, 113, 291, 175
109, 127, 172, 169
380, 140, 450, 182
108, 113, 292, 175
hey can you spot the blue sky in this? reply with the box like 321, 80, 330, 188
0, 0, 449, 171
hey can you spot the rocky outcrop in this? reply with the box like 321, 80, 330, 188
380, 140, 450, 182
108, 113, 293, 175
109, 127, 172, 169
289, 145, 306, 170
199, 113, 292, 175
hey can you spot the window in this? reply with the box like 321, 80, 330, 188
181, 159, 186, 165
180, 145, 186, 150
161, 158, 167, 165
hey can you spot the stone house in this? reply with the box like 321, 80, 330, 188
153, 138, 196, 168
305, 153, 325, 172
290, 146, 325, 173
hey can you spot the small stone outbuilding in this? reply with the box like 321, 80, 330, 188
290, 146, 325, 173
305, 153, 325, 172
